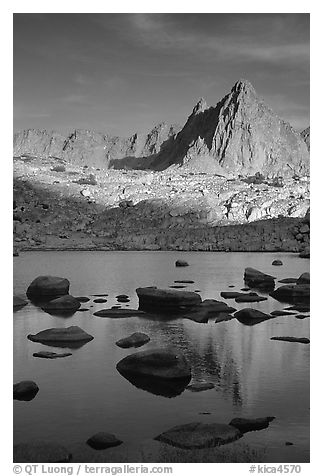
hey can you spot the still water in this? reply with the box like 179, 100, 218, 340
13, 251, 310, 462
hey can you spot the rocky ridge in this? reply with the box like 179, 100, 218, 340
14, 80, 309, 177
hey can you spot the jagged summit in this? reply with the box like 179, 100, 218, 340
232, 78, 257, 95
149, 79, 309, 176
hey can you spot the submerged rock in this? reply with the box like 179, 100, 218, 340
13, 442, 72, 463
33, 351, 72, 359
136, 287, 201, 312
229, 417, 275, 433
155, 422, 241, 449
270, 336, 310, 344
93, 308, 145, 318
270, 310, 296, 316
26, 275, 70, 300
93, 298, 107, 303
235, 308, 271, 326
86, 432, 123, 450
13, 381, 39, 401
27, 326, 94, 348
116, 332, 150, 349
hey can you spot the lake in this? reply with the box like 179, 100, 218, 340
13, 251, 310, 462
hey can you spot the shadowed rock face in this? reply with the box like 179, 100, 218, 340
244, 267, 276, 292
301, 127, 310, 151
155, 422, 242, 449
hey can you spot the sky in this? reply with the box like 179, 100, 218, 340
13, 13, 310, 136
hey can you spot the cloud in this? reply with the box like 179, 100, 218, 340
127, 14, 309, 67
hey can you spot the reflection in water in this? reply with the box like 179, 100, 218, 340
13, 251, 310, 462
117, 369, 191, 398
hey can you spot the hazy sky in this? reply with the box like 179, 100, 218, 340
13, 13, 310, 136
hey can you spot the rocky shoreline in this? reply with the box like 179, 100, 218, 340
13, 157, 310, 255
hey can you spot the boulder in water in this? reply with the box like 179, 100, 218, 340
296, 272, 310, 285
270, 336, 310, 344
154, 422, 241, 449
86, 432, 123, 450
33, 351, 72, 359
175, 260, 189, 267
235, 308, 271, 326
27, 326, 94, 348
270, 284, 310, 304
116, 332, 150, 348
93, 308, 145, 318
41, 295, 81, 314
14, 381, 39, 401
229, 417, 275, 433
27, 275, 70, 300
244, 268, 275, 290
272, 260, 283, 266
136, 287, 201, 312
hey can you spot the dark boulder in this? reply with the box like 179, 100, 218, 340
93, 308, 145, 318
155, 422, 241, 449
41, 295, 81, 314
270, 284, 310, 304
116, 332, 150, 348
244, 268, 275, 291
136, 287, 201, 312
296, 272, 310, 285
14, 381, 39, 401
33, 351, 72, 359
175, 260, 189, 267
235, 308, 271, 326
93, 298, 107, 303
272, 260, 283, 266
221, 292, 244, 299
278, 278, 298, 284
235, 294, 267, 303
27, 275, 70, 300
27, 326, 94, 348
229, 417, 275, 433
86, 432, 123, 450
117, 348, 191, 397
75, 296, 90, 303
270, 336, 310, 344
13, 442, 71, 463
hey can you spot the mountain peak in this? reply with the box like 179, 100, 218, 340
192, 98, 208, 115
232, 79, 256, 95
